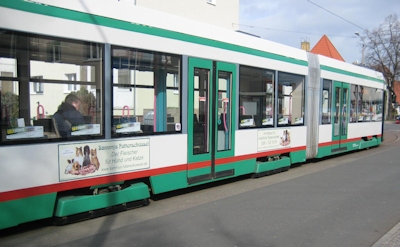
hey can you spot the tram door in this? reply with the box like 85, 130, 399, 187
332, 81, 350, 152
187, 57, 236, 184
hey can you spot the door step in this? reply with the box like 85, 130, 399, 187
54, 182, 150, 225
188, 169, 234, 185
252, 156, 291, 178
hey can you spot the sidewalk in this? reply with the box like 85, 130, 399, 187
372, 222, 400, 247
371, 123, 400, 246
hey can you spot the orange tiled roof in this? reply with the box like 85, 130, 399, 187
310, 35, 345, 62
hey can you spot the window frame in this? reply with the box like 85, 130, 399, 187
321, 79, 332, 125
277, 71, 305, 127
238, 65, 275, 129
0, 29, 104, 145
111, 45, 182, 138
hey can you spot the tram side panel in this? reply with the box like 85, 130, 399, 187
235, 126, 307, 172
316, 55, 385, 158
0, 134, 187, 229
317, 120, 382, 159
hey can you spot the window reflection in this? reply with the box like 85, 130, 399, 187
322, 79, 332, 124
278, 72, 305, 126
217, 71, 232, 152
111, 47, 181, 135
239, 66, 275, 128
0, 30, 103, 142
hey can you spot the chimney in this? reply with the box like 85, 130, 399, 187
301, 38, 310, 52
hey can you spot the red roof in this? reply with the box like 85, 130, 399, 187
310, 35, 345, 62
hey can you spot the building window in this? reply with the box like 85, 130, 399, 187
33, 82, 44, 94
31, 76, 44, 94
87, 42, 101, 60
46, 41, 61, 62
66, 73, 78, 92
66, 73, 76, 81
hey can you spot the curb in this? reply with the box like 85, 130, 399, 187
372, 222, 400, 247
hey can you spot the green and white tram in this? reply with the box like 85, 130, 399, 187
0, 0, 385, 230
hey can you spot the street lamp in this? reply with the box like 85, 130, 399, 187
355, 32, 365, 65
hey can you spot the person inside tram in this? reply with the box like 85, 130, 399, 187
53, 93, 85, 137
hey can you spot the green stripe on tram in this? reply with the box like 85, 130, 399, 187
0, 193, 57, 230
316, 137, 380, 158
0, 0, 307, 66
320, 65, 385, 84
1, 1, 386, 82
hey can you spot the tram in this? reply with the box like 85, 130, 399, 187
0, 0, 385, 230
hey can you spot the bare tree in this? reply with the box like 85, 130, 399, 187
359, 14, 400, 119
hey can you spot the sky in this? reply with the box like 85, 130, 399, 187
239, 0, 400, 64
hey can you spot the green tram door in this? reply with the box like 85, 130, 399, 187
187, 57, 236, 185
332, 81, 350, 152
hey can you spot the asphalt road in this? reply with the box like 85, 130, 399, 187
1, 123, 400, 247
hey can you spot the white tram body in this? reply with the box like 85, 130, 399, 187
0, 0, 385, 229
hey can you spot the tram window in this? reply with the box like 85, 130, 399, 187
360, 86, 372, 122
372, 88, 384, 121
239, 66, 274, 128
322, 79, 332, 124
352, 85, 384, 123
356, 86, 364, 122
218, 71, 232, 152
0, 30, 103, 144
0, 80, 19, 128
111, 47, 181, 136
350, 84, 358, 123
278, 72, 305, 126
193, 68, 210, 154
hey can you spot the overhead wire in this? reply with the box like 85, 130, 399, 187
232, 23, 356, 38
306, 0, 367, 32
235, 1, 367, 37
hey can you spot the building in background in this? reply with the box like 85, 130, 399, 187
393, 81, 400, 114
310, 35, 345, 62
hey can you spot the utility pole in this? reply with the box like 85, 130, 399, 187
355, 32, 365, 65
